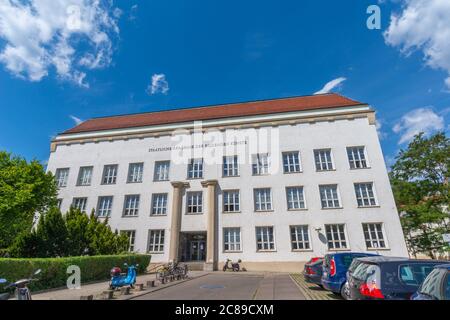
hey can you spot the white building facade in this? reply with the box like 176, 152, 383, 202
47, 94, 409, 271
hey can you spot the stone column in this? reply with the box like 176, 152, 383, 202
169, 181, 190, 263
201, 180, 218, 271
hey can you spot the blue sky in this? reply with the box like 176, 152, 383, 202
0, 0, 449, 165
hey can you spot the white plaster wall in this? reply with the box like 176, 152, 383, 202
47, 116, 409, 264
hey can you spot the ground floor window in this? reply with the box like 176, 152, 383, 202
223, 228, 241, 252
255, 226, 275, 251
325, 224, 348, 250
363, 223, 386, 249
290, 225, 310, 250
148, 230, 165, 253
72, 197, 88, 213
121, 230, 136, 252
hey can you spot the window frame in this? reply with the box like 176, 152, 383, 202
354, 182, 378, 207
127, 162, 144, 184
290, 225, 311, 251
252, 153, 270, 176
223, 155, 239, 177
123, 194, 140, 217
186, 191, 203, 214
285, 186, 307, 210
121, 230, 136, 252
347, 146, 370, 169
151, 193, 168, 216
223, 227, 242, 252
282, 151, 302, 174
314, 149, 335, 171
187, 158, 204, 179
148, 229, 165, 253
101, 164, 119, 185
223, 190, 241, 213
55, 168, 70, 188
255, 226, 276, 252
76, 166, 93, 186
325, 224, 349, 250
362, 223, 388, 250
319, 184, 342, 209
253, 188, 273, 212
97, 196, 114, 217
72, 197, 88, 213
153, 160, 170, 182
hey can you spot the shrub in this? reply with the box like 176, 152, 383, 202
0, 254, 151, 292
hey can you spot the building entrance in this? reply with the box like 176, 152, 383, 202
180, 232, 207, 262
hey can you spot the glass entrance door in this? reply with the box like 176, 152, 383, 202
190, 240, 206, 261
180, 233, 207, 262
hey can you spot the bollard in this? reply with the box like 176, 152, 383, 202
147, 280, 156, 288
102, 290, 114, 300
80, 295, 94, 300
134, 283, 144, 291
161, 277, 166, 284
120, 287, 131, 295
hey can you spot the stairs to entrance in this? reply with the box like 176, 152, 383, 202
184, 262, 205, 271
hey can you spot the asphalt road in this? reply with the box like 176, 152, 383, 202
133, 273, 306, 300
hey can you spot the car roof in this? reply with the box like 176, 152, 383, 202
435, 264, 450, 270
326, 252, 379, 257
356, 256, 449, 264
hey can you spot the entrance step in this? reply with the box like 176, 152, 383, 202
184, 262, 205, 271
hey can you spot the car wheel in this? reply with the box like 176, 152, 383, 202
340, 282, 350, 300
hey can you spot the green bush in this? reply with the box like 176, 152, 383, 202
0, 254, 151, 292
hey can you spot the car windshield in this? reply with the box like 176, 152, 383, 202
348, 259, 363, 274
352, 262, 377, 281
418, 269, 442, 299
445, 272, 450, 299
399, 264, 436, 286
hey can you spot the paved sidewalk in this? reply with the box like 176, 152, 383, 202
33, 271, 209, 300
290, 274, 341, 300
253, 273, 305, 300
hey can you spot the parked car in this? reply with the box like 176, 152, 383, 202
411, 264, 450, 300
347, 256, 447, 300
303, 258, 324, 287
321, 252, 378, 297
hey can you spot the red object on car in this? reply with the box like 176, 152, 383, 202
329, 258, 336, 277
359, 282, 385, 299
309, 257, 322, 264
110, 267, 122, 277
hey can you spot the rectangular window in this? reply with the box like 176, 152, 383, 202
187, 192, 203, 214
188, 158, 203, 179
123, 195, 140, 216
72, 197, 88, 213
290, 225, 310, 250
319, 185, 341, 208
223, 190, 240, 213
55, 168, 70, 187
347, 146, 368, 169
77, 166, 93, 186
314, 149, 334, 171
255, 226, 275, 251
127, 163, 144, 183
148, 230, 165, 253
151, 193, 168, 216
363, 223, 386, 249
121, 230, 136, 252
223, 228, 241, 252
223, 156, 239, 177
283, 151, 301, 173
97, 196, 113, 217
154, 161, 170, 181
354, 183, 377, 207
252, 153, 270, 175
325, 224, 348, 250
286, 187, 306, 210
254, 188, 272, 211
102, 164, 118, 185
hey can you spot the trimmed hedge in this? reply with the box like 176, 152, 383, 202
0, 254, 151, 292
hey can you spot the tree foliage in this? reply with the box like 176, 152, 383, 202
390, 132, 449, 259
0, 151, 57, 249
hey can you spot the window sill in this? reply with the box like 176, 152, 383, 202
223, 251, 243, 254
256, 250, 277, 253
222, 175, 240, 178
367, 247, 390, 251
122, 215, 139, 218
321, 207, 343, 210
292, 249, 313, 253
327, 248, 350, 252
187, 177, 203, 180
186, 213, 204, 215
283, 171, 303, 175
76, 184, 91, 187
150, 214, 168, 217
153, 179, 170, 182
148, 252, 164, 254
222, 211, 241, 214
287, 208, 308, 212
254, 210, 274, 213
252, 174, 271, 177
357, 205, 380, 209
316, 169, 336, 172
126, 181, 143, 184
349, 167, 371, 170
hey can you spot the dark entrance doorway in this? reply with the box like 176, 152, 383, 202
180, 232, 206, 262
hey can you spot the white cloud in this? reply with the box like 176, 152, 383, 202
384, 0, 450, 89
0, 0, 120, 87
129, 4, 138, 21
375, 119, 387, 140
147, 73, 169, 95
69, 115, 84, 125
393, 107, 444, 144
314, 77, 347, 95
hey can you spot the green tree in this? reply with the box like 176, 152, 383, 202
0, 151, 57, 249
390, 132, 450, 259
65, 207, 90, 256
36, 207, 69, 257
8, 230, 45, 258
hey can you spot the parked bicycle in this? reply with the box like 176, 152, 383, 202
0, 269, 41, 300
156, 262, 188, 281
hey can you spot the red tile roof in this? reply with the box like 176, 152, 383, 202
62, 93, 365, 135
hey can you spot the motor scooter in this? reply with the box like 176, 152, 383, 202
223, 259, 242, 272
109, 263, 139, 290
0, 269, 41, 300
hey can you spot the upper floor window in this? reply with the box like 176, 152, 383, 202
151, 193, 168, 216
154, 161, 170, 181
286, 186, 306, 210
77, 166, 93, 186
223, 227, 241, 252
223, 156, 239, 177
290, 225, 310, 251
55, 168, 70, 188
127, 163, 144, 183
314, 149, 334, 171
283, 151, 301, 173
363, 223, 386, 249
255, 226, 275, 251
72, 197, 88, 213
188, 158, 203, 179
121, 230, 136, 252
223, 190, 240, 213
123, 195, 140, 217
325, 224, 348, 250
254, 188, 273, 211
319, 185, 341, 209
354, 183, 377, 207
187, 192, 203, 214
97, 196, 113, 217
102, 164, 118, 185
252, 153, 270, 175
347, 146, 368, 169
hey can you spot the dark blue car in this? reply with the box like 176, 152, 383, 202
321, 252, 378, 297
412, 264, 450, 300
